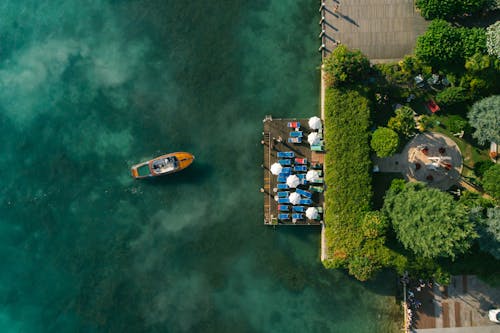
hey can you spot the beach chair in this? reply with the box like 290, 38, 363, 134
288, 137, 302, 144
311, 163, 323, 170
278, 205, 289, 212
311, 144, 324, 152
277, 151, 295, 158
289, 131, 303, 138
278, 198, 290, 204
299, 199, 312, 205
294, 158, 307, 165
277, 183, 289, 190
296, 189, 312, 198
287, 121, 300, 129
293, 206, 306, 213
310, 186, 323, 193
281, 167, 292, 175
278, 213, 290, 220
277, 191, 288, 198
292, 213, 304, 220
293, 165, 308, 172
311, 177, 324, 184
277, 175, 287, 183
278, 159, 292, 166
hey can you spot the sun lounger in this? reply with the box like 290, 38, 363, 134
277, 183, 289, 190
311, 144, 324, 152
278, 213, 290, 220
296, 189, 312, 198
311, 163, 323, 170
294, 158, 307, 164
292, 206, 306, 212
294, 165, 308, 172
277, 151, 295, 158
288, 137, 302, 144
277, 191, 288, 198
277, 175, 287, 183
287, 121, 300, 129
278, 159, 292, 166
292, 213, 304, 220
278, 205, 289, 211
281, 167, 292, 175
289, 131, 303, 138
278, 198, 290, 204
309, 186, 323, 193
311, 177, 323, 184
299, 199, 312, 205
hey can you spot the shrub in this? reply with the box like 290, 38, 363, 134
435, 87, 470, 106
371, 127, 400, 157
388, 106, 416, 137
486, 21, 500, 58
324, 87, 376, 278
323, 45, 371, 87
447, 115, 468, 133
483, 164, 500, 199
474, 160, 494, 177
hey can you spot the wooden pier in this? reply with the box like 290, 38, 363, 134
262, 116, 325, 226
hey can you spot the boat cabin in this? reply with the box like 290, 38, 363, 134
152, 156, 178, 174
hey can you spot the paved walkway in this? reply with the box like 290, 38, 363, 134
319, 0, 429, 62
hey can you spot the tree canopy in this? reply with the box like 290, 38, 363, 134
415, 20, 486, 68
486, 21, 500, 58
416, 0, 491, 20
323, 45, 370, 87
388, 106, 415, 137
477, 207, 500, 259
371, 127, 400, 157
467, 95, 500, 144
383, 181, 477, 259
482, 164, 500, 200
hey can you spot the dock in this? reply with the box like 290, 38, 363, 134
262, 116, 325, 226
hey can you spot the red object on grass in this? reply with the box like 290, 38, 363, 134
426, 100, 440, 113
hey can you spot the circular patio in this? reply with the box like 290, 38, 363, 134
402, 132, 463, 190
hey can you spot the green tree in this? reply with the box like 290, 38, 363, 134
323, 45, 370, 87
467, 95, 500, 144
447, 115, 468, 133
483, 164, 500, 199
416, 20, 486, 67
472, 206, 500, 259
416, 0, 490, 20
370, 127, 400, 157
383, 182, 477, 259
486, 21, 500, 58
388, 106, 415, 137
435, 87, 470, 106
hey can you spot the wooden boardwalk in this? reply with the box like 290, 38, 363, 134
319, 0, 429, 62
262, 116, 325, 226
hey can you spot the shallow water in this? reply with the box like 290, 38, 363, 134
0, 1, 399, 332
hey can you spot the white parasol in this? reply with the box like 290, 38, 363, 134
306, 207, 319, 219
308, 132, 320, 146
270, 162, 283, 175
306, 170, 319, 182
289, 192, 301, 205
286, 174, 300, 188
308, 116, 322, 130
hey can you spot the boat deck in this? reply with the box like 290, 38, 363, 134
262, 116, 325, 226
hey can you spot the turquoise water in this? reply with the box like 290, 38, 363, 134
0, 1, 399, 332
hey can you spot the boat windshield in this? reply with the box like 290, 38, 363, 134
152, 156, 178, 173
